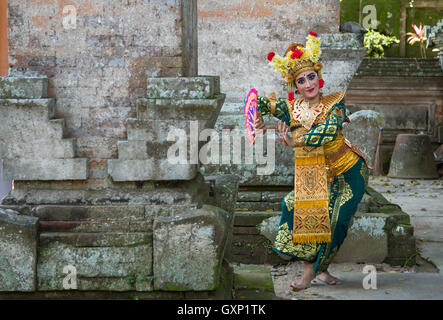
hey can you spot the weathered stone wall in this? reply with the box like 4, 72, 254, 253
197, 0, 366, 189
7, 0, 185, 189
0, 162, 11, 201
198, 0, 341, 102
1, 0, 240, 298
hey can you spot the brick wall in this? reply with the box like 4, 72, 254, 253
7, 0, 185, 189
198, 0, 340, 102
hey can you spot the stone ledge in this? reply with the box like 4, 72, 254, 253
0, 189, 202, 207
39, 232, 152, 248
0, 77, 48, 99
126, 118, 208, 142
0, 98, 55, 119
37, 238, 153, 291
0, 259, 234, 299
146, 76, 220, 99
233, 264, 276, 300
1, 138, 75, 160
0, 208, 38, 292
38, 220, 152, 233
137, 94, 225, 124
229, 186, 417, 266
2, 158, 88, 181
320, 33, 364, 49
34, 205, 146, 221
108, 159, 198, 181
257, 211, 390, 264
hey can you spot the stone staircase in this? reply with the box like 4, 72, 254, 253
108, 76, 225, 181
354, 58, 443, 77
345, 58, 443, 171
0, 77, 87, 181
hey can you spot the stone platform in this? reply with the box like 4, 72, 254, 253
227, 186, 416, 267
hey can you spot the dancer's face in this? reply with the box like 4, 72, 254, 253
295, 71, 320, 101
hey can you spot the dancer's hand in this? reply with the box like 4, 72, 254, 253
254, 115, 267, 135
276, 120, 294, 147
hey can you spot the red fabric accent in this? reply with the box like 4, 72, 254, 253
309, 31, 318, 37
267, 52, 275, 62
288, 92, 295, 101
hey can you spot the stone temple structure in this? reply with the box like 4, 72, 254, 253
0, 0, 416, 298
0, 0, 236, 299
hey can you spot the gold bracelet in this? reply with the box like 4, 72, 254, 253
268, 92, 277, 115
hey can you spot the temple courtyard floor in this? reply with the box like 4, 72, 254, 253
268, 176, 443, 300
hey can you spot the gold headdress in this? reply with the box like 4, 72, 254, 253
267, 31, 324, 100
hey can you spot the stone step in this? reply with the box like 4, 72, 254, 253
358, 65, 441, 70
358, 61, 440, 66
236, 202, 281, 212
0, 77, 49, 99
358, 58, 440, 64
107, 158, 199, 181
345, 101, 433, 107
146, 76, 220, 99
346, 98, 433, 105
2, 158, 88, 181
229, 186, 417, 266
38, 220, 152, 233
136, 94, 225, 123
126, 118, 208, 142
233, 264, 276, 300
0, 98, 55, 121
355, 60, 443, 76
0, 83, 87, 180
356, 68, 443, 72
37, 231, 153, 291
1, 138, 76, 159
48, 119, 66, 139
349, 77, 443, 87
346, 104, 429, 131
116, 140, 179, 160
359, 62, 441, 67
356, 71, 443, 77
346, 91, 441, 98
39, 231, 152, 248
33, 205, 147, 221
348, 82, 443, 91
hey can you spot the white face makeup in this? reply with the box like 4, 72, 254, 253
295, 71, 320, 102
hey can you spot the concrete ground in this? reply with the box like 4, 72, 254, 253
270, 176, 443, 300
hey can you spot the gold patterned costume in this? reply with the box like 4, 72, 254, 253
257, 91, 369, 274
254, 31, 370, 274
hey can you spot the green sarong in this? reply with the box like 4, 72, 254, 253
273, 157, 368, 275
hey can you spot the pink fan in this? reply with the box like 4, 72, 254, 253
244, 88, 258, 145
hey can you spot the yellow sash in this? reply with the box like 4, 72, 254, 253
288, 91, 347, 244
293, 146, 331, 244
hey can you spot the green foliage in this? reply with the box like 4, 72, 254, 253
364, 29, 400, 58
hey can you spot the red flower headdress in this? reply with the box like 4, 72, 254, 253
267, 31, 324, 101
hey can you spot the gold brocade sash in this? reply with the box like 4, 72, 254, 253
293, 146, 332, 244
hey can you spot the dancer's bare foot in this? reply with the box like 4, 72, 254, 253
316, 271, 342, 285
290, 263, 315, 291
290, 278, 312, 291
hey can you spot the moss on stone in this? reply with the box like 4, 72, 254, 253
233, 265, 274, 291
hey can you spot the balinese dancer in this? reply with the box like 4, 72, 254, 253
253, 31, 371, 291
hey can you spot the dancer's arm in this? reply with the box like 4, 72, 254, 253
256, 94, 292, 126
